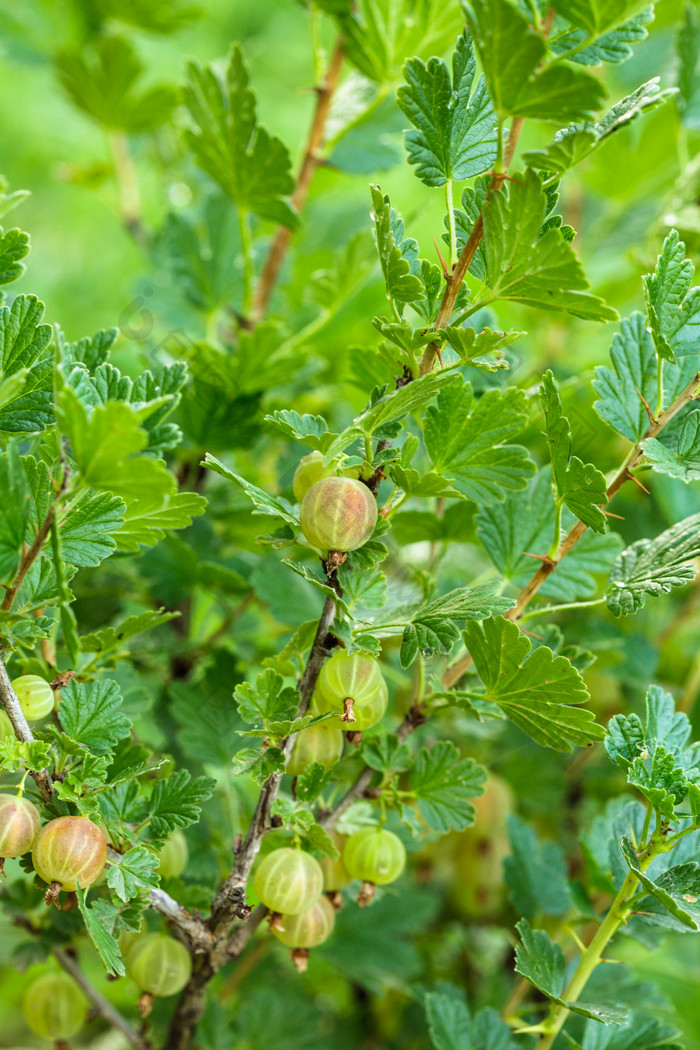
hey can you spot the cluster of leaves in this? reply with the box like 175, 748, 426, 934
1, 1, 700, 1049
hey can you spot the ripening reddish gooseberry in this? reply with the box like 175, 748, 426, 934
32, 816, 107, 899
0, 794, 40, 872
300, 476, 377, 553
126, 933, 192, 997
22, 972, 88, 1040
312, 650, 388, 730
343, 827, 406, 886
11, 675, 54, 722
157, 830, 189, 880
272, 893, 336, 948
254, 847, 323, 915
287, 721, 344, 777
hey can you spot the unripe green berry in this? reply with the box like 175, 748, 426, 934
157, 830, 189, 880
11, 675, 54, 722
343, 827, 406, 886
32, 816, 107, 892
22, 972, 88, 1040
126, 933, 192, 997
287, 721, 344, 777
293, 451, 337, 503
320, 831, 351, 891
0, 794, 40, 861
300, 477, 377, 553
254, 847, 323, 915
272, 894, 336, 948
313, 651, 388, 730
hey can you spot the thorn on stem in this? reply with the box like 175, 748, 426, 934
626, 470, 650, 494
523, 552, 556, 569
634, 384, 655, 424
432, 237, 450, 279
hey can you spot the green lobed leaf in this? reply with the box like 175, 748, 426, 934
370, 185, 425, 305
148, 770, 216, 838
107, 845, 160, 903
0, 227, 29, 285
183, 44, 297, 228
397, 28, 497, 187
234, 669, 300, 726
424, 377, 535, 505
540, 370, 608, 532
411, 741, 486, 832
58, 680, 132, 754
504, 814, 573, 916
515, 918, 629, 1024
55, 35, 176, 131
593, 312, 657, 442
76, 889, 125, 977
399, 582, 515, 668
605, 512, 700, 616
203, 453, 299, 527
462, 616, 604, 751
481, 170, 618, 321
465, 0, 607, 122
523, 79, 673, 175
620, 837, 700, 930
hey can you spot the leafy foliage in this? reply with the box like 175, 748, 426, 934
397, 28, 497, 187
461, 616, 604, 750
0, 6, 698, 1050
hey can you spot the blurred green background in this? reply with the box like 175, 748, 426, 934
2, 1, 700, 1047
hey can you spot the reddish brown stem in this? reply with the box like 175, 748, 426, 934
419, 117, 525, 376
442, 371, 700, 689
251, 40, 344, 325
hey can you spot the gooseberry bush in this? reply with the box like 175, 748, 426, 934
2, 1, 700, 1048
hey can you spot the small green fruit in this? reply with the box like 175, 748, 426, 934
287, 721, 344, 777
22, 973, 87, 1040
32, 816, 107, 892
300, 476, 377, 553
157, 830, 189, 880
254, 847, 323, 915
313, 650, 388, 730
343, 827, 406, 886
272, 894, 336, 948
320, 831, 351, 891
126, 933, 192, 997
0, 794, 40, 864
293, 451, 337, 503
11, 675, 54, 722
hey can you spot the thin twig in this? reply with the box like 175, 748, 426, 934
251, 39, 345, 324
164, 594, 337, 1050
442, 371, 700, 689
0, 654, 53, 802
225, 703, 426, 961
52, 947, 151, 1050
2, 505, 56, 612
418, 117, 525, 376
